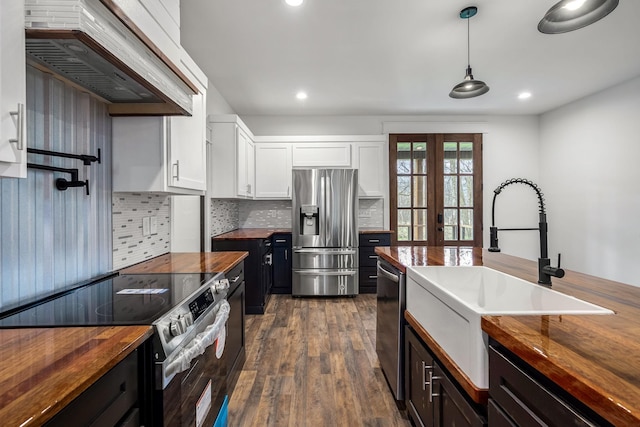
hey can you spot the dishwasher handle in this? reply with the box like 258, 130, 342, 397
377, 261, 399, 283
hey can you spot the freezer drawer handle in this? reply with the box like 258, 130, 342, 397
294, 249, 357, 255
377, 262, 399, 283
295, 270, 357, 276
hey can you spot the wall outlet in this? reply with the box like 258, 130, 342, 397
359, 209, 372, 218
150, 216, 158, 235
142, 217, 150, 236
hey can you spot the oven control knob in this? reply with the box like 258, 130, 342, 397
169, 315, 189, 337
214, 279, 230, 294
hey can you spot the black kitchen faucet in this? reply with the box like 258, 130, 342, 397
488, 178, 565, 286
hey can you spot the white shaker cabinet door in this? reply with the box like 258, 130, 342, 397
255, 143, 292, 199
168, 88, 206, 191
0, 1, 27, 178
354, 142, 386, 198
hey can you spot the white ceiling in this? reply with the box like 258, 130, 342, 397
180, 1, 640, 116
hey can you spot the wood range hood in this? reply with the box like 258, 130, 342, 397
24, 0, 198, 116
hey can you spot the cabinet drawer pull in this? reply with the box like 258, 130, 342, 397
275, 239, 287, 243
429, 370, 441, 402
368, 239, 380, 243
421, 361, 433, 391
368, 255, 378, 259
368, 275, 377, 280
230, 275, 241, 284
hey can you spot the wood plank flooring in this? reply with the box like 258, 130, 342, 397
228, 294, 411, 427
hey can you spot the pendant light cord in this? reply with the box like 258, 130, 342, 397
467, 15, 471, 67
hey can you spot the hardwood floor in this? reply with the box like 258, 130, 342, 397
228, 294, 411, 426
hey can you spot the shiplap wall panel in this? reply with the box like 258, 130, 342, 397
0, 66, 112, 311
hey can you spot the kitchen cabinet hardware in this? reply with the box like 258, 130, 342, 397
275, 239, 287, 243
428, 370, 441, 402
369, 255, 378, 259
422, 361, 433, 391
172, 160, 180, 181
9, 103, 25, 150
368, 239, 380, 243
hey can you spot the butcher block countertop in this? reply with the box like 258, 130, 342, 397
376, 246, 640, 426
121, 251, 248, 274
0, 326, 152, 427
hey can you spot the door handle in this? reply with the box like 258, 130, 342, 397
437, 213, 443, 224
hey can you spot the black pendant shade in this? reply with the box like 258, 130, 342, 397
449, 6, 489, 99
538, 0, 619, 34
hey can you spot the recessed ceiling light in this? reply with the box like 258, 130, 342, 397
296, 91, 308, 100
285, 0, 303, 6
518, 92, 532, 100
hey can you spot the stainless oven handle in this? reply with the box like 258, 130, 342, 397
377, 262, 399, 283
165, 300, 230, 377
295, 270, 357, 276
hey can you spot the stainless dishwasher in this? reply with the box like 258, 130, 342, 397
376, 258, 406, 402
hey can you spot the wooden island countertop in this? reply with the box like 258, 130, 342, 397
0, 326, 152, 427
376, 246, 640, 426
121, 251, 248, 274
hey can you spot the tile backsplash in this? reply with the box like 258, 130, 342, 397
209, 197, 384, 237
210, 199, 239, 236
240, 200, 292, 228
112, 193, 170, 270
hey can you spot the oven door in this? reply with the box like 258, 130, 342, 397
155, 300, 230, 426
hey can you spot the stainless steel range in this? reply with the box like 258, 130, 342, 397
0, 272, 230, 426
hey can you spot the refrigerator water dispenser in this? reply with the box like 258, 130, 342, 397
300, 205, 319, 235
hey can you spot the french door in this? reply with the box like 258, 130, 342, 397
389, 133, 483, 246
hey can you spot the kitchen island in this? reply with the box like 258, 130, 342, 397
376, 246, 640, 426
0, 326, 152, 427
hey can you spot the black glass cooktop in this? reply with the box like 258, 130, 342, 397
0, 273, 215, 327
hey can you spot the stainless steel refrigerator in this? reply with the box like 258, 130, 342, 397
292, 168, 359, 296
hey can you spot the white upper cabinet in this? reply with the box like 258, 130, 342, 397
112, 49, 207, 194
254, 143, 292, 199
353, 141, 386, 198
292, 143, 351, 167
0, 1, 27, 178
208, 115, 255, 199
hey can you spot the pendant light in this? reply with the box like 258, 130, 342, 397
449, 6, 489, 99
538, 0, 619, 34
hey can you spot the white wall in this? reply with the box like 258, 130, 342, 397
244, 114, 541, 260
540, 75, 640, 287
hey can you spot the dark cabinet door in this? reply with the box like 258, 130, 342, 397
272, 233, 292, 294
434, 363, 486, 427
405, 326, 435, 427
488, 344, 605, 427
212, 238, 269, 314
